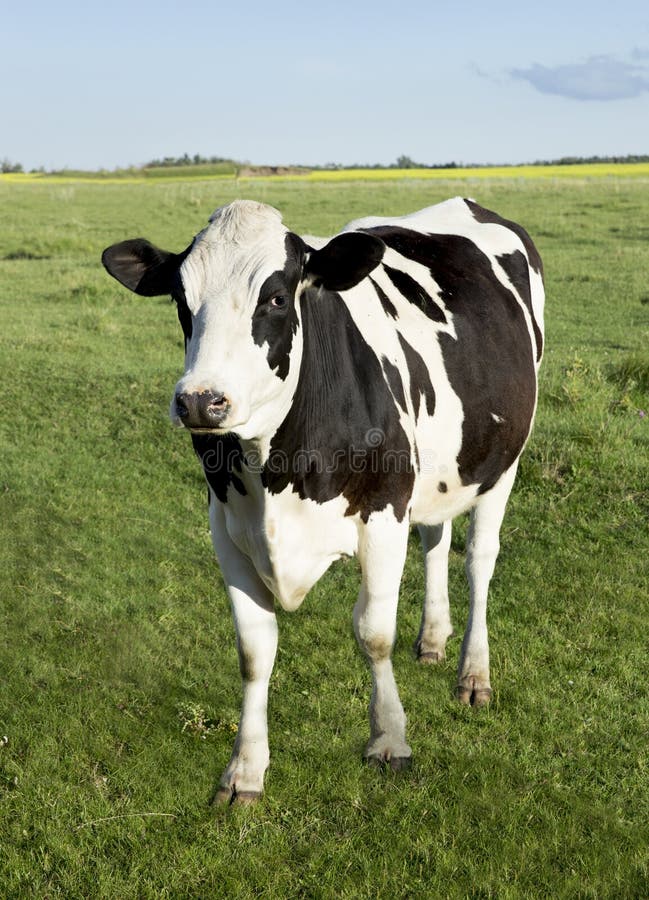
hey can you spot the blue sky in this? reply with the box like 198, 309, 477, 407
3, 0, 649, 170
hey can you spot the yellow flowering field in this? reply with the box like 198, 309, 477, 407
298, 162, 649, 181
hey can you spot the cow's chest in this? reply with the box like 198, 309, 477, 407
218, 474, 358, 611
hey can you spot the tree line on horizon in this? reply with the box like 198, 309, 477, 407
2, 152, 649, 175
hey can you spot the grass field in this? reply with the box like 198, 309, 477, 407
1, 171, 648, 897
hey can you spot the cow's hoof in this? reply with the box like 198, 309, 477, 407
414, 630, 454, 663
456, 679, 492, 707
389, 755, 412, 772
211, 786, 262, 807
366, 753, 412, 772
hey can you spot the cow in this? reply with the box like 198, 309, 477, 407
102, 197, 544, 805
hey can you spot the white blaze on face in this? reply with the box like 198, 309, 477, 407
172, 201, 301, 439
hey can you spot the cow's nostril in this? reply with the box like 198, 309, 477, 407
208, 392, 227, 411
175, 393, 190, 418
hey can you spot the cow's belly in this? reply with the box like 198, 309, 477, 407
410, 472, 479, 524
222, 487, 358, 612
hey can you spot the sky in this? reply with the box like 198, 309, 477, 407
2, 0, 649, 171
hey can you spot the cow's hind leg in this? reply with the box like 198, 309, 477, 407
354, 515, 411, 771
209, 503, 277, 805
457, 463, 518, 707
415, 521, 454, 663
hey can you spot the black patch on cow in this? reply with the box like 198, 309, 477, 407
465, 199, 544, 278
381, 356, 407, 412
438, 481, 448, 493
397, 332, 436, 419
496, 250, 543, 362
251, 233, 303, 380
422, 235, 536, 494
369, 276, 398, 319
383, 263, 447, 324
262, 287, 414, 522
191, 433, 247, 502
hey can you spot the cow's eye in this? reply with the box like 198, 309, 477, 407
270, 295, 288, 309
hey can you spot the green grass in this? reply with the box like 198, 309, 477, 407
1, 175, 648, 898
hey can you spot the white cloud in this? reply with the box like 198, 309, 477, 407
510, 54, 649, 101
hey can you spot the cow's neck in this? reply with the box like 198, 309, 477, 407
260, 287, 414, 521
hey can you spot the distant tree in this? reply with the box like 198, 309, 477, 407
530, 154, 649, 166
395, 154, 420, 169
1, 158, 23, 173
143, 153, 235, 168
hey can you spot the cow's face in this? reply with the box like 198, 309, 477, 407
102, 200, 384, 441
172, 202, 307, 439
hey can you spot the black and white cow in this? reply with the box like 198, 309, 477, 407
103, 197, 544, 804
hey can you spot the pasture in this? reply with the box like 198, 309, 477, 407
1, 171, 648, 897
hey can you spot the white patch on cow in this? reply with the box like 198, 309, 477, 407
216, 452, 358, 612
529, 267, 546, 358
340, 199, 481, 235
491, 413, 505, 424
343, 197, 476, 239
264, 488, 358, 611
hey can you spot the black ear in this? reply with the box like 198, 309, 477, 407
305, 232, 385, 292
101, 238, 186, 296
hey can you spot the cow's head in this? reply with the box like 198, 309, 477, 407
102, 200, 384, 440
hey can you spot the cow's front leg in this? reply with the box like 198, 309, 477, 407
458, 463, 518, 707
354, 514, 411, 770
415, 521, 454, 663
209, 503, 277, 805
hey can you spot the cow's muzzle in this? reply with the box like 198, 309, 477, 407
174, 390, 230, 430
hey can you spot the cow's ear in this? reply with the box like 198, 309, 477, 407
102, 238, 183, 296
305, 232, 385, 292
